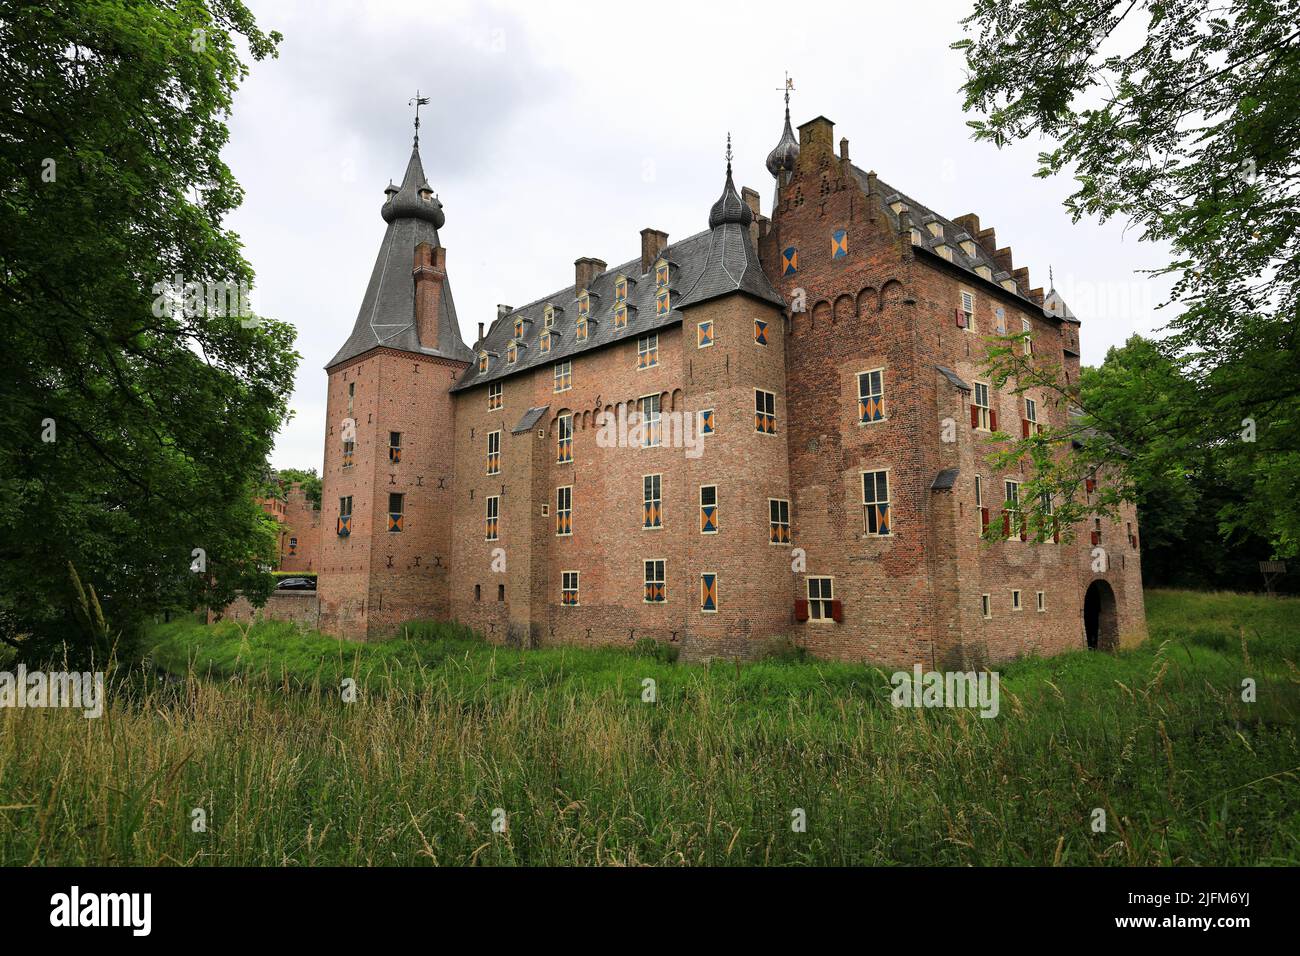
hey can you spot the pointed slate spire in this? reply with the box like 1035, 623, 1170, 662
709, 133, 753, 230
765, 75, 800, 178
326, 141, 471, 368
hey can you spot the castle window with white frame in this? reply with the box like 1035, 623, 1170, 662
1022, 317, 1033, 355
973, 381, 992, 431
486, 430, 500, 476
643, 558, 666, 603
638, 333, 659, 369
807, 576, 834, 621
857, 369, 884, 423
960, 290, 975, 331
1012, 589, 1022, 611
699, 485, 718, 534
561, 571, 579, 607
862, 469, 891, 536
554, 360, 572, 393
643, 473, 662, 529
769, 498, 790, 544
556, 485, 572, 536
485, 495, 499, 541
639, 393, 661, 447
487, 381, 502, 410
755, 389, 776, 434
557, 413, 573, 464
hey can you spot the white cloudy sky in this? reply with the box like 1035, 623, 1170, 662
222, 0, 1174, 471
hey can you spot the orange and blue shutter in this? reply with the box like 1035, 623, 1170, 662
700, 500, 717, 533
781, 246, 798, 276
831, 229, 848, 259
700, 409, 714, 435
754, 319, 768, 345
700, 573, 717, 612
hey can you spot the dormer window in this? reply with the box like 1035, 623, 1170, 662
513, 316, 524, 339
960, 240, 976, 258
540, 330, 551, 353
1001, 278, 1017, 292
976, 264, 993, 280
935, 243, 953, 261
614, 275, 629, 304
544, 304, 557, 328
577, 290, 590, 318
613, 304, 628, 330
478, 351, 489, 374
575, 316, 588, 342
654, 258, 670, 289
910, 227, 922, 245
890, 201, 907, 215
506, 342, 517, 364
926, 221, 943, 238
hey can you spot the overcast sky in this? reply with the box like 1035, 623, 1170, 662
222, 0, 1174, 471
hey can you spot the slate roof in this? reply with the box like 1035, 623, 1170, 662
931, 467, 960, 491
452, 163, 783, 393
327, 146, 473, 369
855, 167, 1067, 326
512, 405, 550, 435
935, 364, 972, 392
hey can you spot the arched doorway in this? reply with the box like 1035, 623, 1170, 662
1083, 579, 1118, 651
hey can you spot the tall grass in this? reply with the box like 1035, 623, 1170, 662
0, 589, 1295, 865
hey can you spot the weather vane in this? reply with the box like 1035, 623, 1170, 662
777, 72, 795, 109
409, 90, 430, 147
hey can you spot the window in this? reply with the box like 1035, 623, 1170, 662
1022, 317, 1033, 355
556, 485, 572, 536
638, 333, 659, 369
540, 330, 551, 353
699, 408, 715, 435
654, 258, 671, 316
699, 485, 718, 534
544, 304, 556, 329
644, 559, 666, 603
700, 572, 718, 613
1024, 397, 1040, 437
754, 318, 769, 345
981, 594, 991, 619
488, 382, 502, 410
857, 369, 884, 423
1012, 589, 1022, 611
388, 492, 404, 532
506, 342, 517, 364
341, 436, 354, 468
478, 351, 489, 374
513, 316, 524, 339
1004, 480, 1021, 540
973, 382, 992, 431
554, 360, 572, 393
575, 316, 588, 342
769, 498, 790, 544
862, 470, 891, 536
485, 495, 499, 541
959, 290, 975, 331
486, 430, 501, 475
697, 320, 713, 348
643, 474, 662, 529
807, 577, 834, 621
614, 275, 628, 304
347, 381, 355, 413
613, 304, 628, 329
475, 584, 481, 602
562, 571, 579, 607
557, 413, 573, 463
498, 583, 505, 602
1041, 491, 1057, 542
1036, 591, 1046, 612
288, 536, 297, 556
337, 496, 352, 536
389, 431, 402, 463
655, 288, 670, 316
755, 389, 776, 434
975, 474, 989, 533
995, 307, 1006, 334
640, 394, 661, 447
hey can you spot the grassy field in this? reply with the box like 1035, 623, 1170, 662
0, 589, 1296, 865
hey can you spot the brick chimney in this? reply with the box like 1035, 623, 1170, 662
640, 228, 668, 274
953, 213, 981, 237
1012, 266, 1031, 291
993, 246, 1014, 273
977, 227, 997, 254
797, 116, 835, 151
413, 241, 447, 351
574, 257, 606, 295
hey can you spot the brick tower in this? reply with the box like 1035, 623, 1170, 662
318, 133, 472, 639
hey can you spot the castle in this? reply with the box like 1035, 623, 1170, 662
301, 99, 1146, 664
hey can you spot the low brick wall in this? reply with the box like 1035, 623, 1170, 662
215, 591, 320, 629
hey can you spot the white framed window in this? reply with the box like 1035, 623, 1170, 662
1012, 589, 1022, 611
556, 485, 572, 536
755, 389, 776, 434
554, 360, 572, 393
699, 484, 718, 534
485, 495, 499, 541
981, 594, 991, 619
486, 430, 501, 476
642, 473, 662, 529
861, 469, 891, 536
561, 571, 579, 607
973, 382, 992, 431
637, 333, 659, 369
643, 558, 666, 603
487, 381, 502, 410
557, 413, 573, 464
857, 369, 885, 423
1024, 396, 1040, 436
807, 577, 834, 621
1022, 317, 1033, 355
639, 394, 661, 447
960, 290, 975, 331
769, 498, 790, 545
1004, 479, 1021, 540
1036, 590, 1046, 612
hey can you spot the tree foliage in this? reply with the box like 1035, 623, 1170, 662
0, 0, 294, 656
955, 0, 1300, 559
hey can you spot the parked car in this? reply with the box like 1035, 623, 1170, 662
275, 576, 317, 591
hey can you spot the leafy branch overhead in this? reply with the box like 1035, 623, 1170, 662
955, 0, 1300, 557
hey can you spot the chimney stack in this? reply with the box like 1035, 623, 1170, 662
993, 246, 1014, 273
497, 304, 512, 320
412, 241, 447, 352
954, 213, 981, 238
574, 257, 606, 295
477, 322, 485, 343
640, 228, 669, 274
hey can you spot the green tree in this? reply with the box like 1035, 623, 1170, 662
955, 0, 1300, 558
272, 467, 322, 509
0, 0, 294, 657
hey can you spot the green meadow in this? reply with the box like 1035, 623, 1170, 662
0, 589, 1295, 865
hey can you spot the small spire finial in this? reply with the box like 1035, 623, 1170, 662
725, 132, 733, 174
409, 90, 431, 147
1049, 264, 1055, 287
